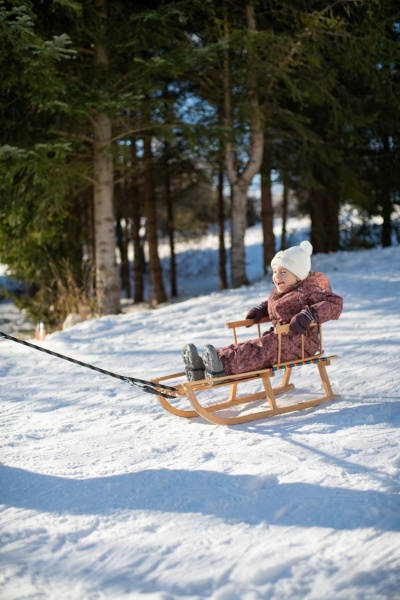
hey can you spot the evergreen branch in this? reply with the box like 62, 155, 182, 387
53, 131, 94, 145
0, 12, 16, 48
109, 128, 148, 144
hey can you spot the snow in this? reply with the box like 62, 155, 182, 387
1, 223, 400, 600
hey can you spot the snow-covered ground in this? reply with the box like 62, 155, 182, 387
1, 223, 400, 600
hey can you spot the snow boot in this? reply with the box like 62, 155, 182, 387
182, 344, 205, 382
202, 344, 226, 382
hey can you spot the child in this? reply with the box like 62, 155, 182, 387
182, 240, 343, 381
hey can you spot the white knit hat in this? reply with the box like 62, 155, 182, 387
271, 240, 313, 281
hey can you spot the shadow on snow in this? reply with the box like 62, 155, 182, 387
1, 463, 399, 532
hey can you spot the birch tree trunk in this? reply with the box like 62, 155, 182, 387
92, 0, 121, 315
223, 0, 264, 288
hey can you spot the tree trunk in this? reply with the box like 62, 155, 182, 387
86, 187, 95, 269
381, 193, 392, 247
381, 136, 392, 247
116, 213, 131, 299
165, 144, 178, 297
130, 140, 144, 303
218, 158, 228, 289
93, 112, 121, 315
92, 0, 121, 315
260, 157, 275, 273
230, 181, 251, 287
223, 0, 264, 288
143, 124, 167, 305
281, 171, 289, 250
310, 165, 340, 253
309, 186, 325, 253
132, 187, 145, 304
326, 193, 340, 252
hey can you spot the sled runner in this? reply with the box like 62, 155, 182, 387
151, 317, 340, 425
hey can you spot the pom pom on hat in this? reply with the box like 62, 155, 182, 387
271, 240, 313, 281
299, 240, 313, 256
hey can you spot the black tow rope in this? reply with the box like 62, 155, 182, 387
0, 331, 179, 400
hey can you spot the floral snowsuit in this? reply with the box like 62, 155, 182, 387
217, 271, 343, 376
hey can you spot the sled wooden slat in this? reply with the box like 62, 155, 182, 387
151, 319, 340, 425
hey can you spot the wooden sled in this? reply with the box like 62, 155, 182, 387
151, 317, 340, 425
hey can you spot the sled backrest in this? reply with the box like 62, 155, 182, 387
226, 317, 323, 363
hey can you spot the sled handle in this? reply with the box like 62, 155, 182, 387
226, 317, 271, 343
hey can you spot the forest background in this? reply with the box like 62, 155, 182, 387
0, 0, 399, 329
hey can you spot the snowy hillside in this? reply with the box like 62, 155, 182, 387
1, 227, 400, 600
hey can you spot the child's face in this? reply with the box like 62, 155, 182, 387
272, 265, 299, 293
